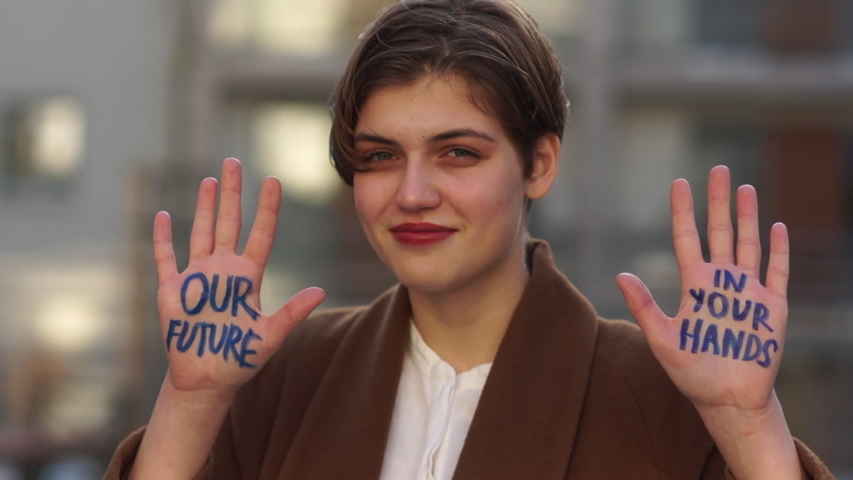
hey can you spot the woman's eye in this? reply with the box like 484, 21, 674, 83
444, 148, 482, 165
448, 148, 476, 158
367, 152, 394, 162
364, 151, 395, 162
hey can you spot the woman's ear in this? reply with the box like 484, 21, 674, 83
525, 133, 560, 200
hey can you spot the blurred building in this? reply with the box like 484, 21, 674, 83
0, 0, 850, 478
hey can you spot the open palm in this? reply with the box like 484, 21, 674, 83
617, 166, 789, 413
153, 158, 326, 396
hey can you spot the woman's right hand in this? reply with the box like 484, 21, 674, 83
153, 158, 326, 398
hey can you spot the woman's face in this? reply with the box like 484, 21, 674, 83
352, 75, 546, 295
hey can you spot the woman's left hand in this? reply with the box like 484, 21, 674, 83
616, 165, 787, 412
617, 166, 802, 480
616, 166, 805, 479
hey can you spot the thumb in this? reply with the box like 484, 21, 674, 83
615, 273, 667, 337
267, 287, 327, 342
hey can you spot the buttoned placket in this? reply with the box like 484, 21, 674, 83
410, 326, 492, 480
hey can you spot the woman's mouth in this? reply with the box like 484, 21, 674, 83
390, 223, 457, 246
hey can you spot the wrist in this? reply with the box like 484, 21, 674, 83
163, 370, 240, 409
128, 375, 235, 480
696, 391, 802, 480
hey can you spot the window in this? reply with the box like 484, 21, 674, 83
694, 0, 842, 54
691, 122, 762, 257
5, 96, 85, 180
515, 0, 580, 39
252, 103, 339, 206
843, 136, 853, 294
764, 0, 838, 54
209, 0, 369, 55
843, 1, 853, 53
209, 0, 580, 55
693, 0, 762, 51
765, 126, 846, 302
621, 109, 692, 232
619, 0, 690, 53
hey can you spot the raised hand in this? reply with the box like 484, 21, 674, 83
153, 158, 326, 397
616, 165, 788, 413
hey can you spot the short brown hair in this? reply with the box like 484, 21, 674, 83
329, 0, 569, 185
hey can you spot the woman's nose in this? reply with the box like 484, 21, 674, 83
395, 159, 440, 212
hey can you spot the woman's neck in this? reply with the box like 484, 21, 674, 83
408, 242, 531, 373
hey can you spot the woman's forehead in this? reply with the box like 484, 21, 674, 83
355, 75, 505, 141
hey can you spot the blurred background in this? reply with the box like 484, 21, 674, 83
0, 0, 851, 478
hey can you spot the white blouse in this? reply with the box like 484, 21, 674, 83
380, 324, 493, 480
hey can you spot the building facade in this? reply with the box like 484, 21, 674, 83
0, 0, 850, 477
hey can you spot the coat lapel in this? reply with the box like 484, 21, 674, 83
280, 240, 598, 480
279, 285, 412, 480
452, 241, 600, 480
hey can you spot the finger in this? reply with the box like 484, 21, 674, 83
189, 177, 218, 261
616, 273, 668, 341
153, 211, 179, 285
765, 222, 789, 300
707, 165, 734, 264
267, 287, 327, 343
214, 158, 243, 253
243, 176, 282, 268
670, 179, 704, 272
735, 184, 761, 278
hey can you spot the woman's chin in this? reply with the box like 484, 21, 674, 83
396, 271, 462, 296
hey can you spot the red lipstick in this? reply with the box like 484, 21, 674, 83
390, 222, 456, 246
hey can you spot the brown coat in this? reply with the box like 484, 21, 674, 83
105, 241, 834, 479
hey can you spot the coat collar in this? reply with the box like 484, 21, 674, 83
282, 240, 599, 480
452, 240, 599, 480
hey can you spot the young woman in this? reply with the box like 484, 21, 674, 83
105, 1, 833, 478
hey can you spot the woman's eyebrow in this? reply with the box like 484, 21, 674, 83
353, 129, 497, 146
353, 133, 399, 146
431, 129, 496, 143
